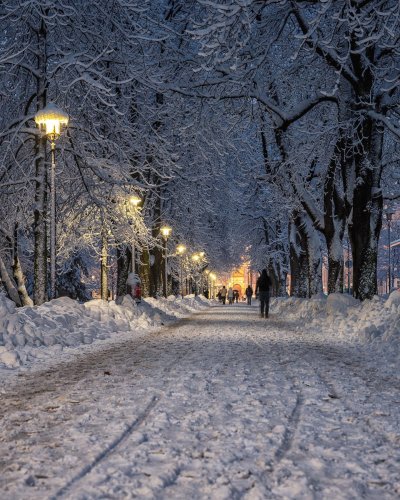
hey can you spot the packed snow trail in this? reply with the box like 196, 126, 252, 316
0, 304, 399, 499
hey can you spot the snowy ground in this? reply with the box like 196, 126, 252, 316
1, 301, 399, 499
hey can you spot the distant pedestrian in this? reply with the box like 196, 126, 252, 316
220, 286, 227, 305
245, 285, 253, 305
234, 290, 239, 303
255, 269, 271, 318
217, 290, 222, 302
227, 287, 234, 304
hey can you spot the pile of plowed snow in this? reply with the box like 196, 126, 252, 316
271, 290, 400, 362
271, 290, 400, 345
0, 294, 210, 369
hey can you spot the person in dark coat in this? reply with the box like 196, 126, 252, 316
220, 286, 227, 305
255, 269, 271, 318
245, 285, 253, 305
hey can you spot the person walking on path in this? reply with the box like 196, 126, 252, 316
234, 290, 239, 303
227, 287, 234, 305
220, 286, 227, 305
245, 285, 253, 305
255, 269, 271, 318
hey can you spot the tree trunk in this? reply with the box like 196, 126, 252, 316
116, 244, 130, 300
0, 256, 22, 306
349, 187, 382, 300
33, 19, 48, 305
349, 118, 383, 300
149, 196, 162, 298
100, 230, 108, 301
289, 213, 309, 297
275, 221, 288, 296
280, 274, 287, 296
304, 215, 322, 296
149, 247, 163, 298
140, 248, 151, 298
12, 256, 33, 306
12, 224, 33, 306
289, 211, 322, 298
324, 135, 346, 294
327, 251, 343, 294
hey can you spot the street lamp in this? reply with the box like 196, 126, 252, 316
161, 225, 172, 297
129, 195, 141, 275
191, 253, 200, 295
386, 207, 395, 292
199, 252, 206, 295
204, 269, 210, 298
35, 103, 69, 300
176, 244, 186, 298
209, 272, 216, 298
191, 252, 207, 295
100, 225, 108, 301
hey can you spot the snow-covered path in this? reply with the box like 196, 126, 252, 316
1, 304, 399, 499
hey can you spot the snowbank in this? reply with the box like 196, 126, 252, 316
0, 294, 210, 370
271, 290, 400, 360
271, 291, 399, 341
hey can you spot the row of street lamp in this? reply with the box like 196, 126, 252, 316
159, 230, 217, 298
34, 102, 217, 300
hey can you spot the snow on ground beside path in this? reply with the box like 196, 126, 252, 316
271, 290, 400, 368
0, 294, 211, 371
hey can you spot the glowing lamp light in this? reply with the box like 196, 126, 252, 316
199, 251, 205, 258
161, 225, 172, 239
177, 244, 186, 254
130, 195, 141, 207
34, 103, 69, 140
192, 253, 200, 262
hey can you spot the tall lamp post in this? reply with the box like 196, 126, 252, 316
35, 103, 69, 300
191, 253, 200, 295
176, 244, 186, 298
161, 226, 172, 297
198, 252, 205, 295
129, 195, 141, 275
204, 269, 210, 298
100, 225, 108, 301
386, 208, 395, 292
209, 273, 216, 298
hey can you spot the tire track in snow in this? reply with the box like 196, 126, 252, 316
249, 334, 305, 463
273, 391, 304, 462
51, 395, 159, 499
51, 314, 207, 499
304, 351, 395, 447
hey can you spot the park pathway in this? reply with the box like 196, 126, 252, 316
0, 303, 399, 499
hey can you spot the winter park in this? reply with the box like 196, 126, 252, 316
1, 1, 400, 499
